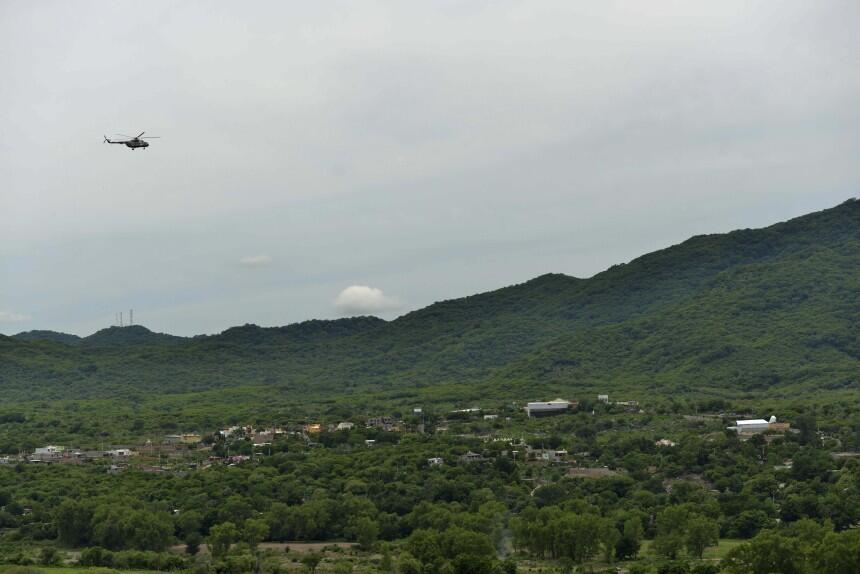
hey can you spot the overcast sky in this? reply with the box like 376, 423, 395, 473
1, 1, 859, 336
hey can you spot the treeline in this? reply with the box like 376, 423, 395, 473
57, 500, 173, 551
722, 520, 860, 573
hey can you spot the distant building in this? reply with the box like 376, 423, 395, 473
366, 417, 396, 430
365, 439, 376, 447
484, 414, 498, 421
31, 445, 65, 463
598, 394, 609, 403
655, 439, 676, 447
459, 451, 484, 462
733, 419, 770, 433
304, 423, 323, 434
541, 449, 568, 463
252, 431, 274, 445
336, 422, 355, 431
109, 448, 135, 457
413, 408, 423, 415
525, 398, 575, 417
218, 426, 241, 438
427, 457, 444, 466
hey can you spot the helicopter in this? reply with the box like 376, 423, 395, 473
103, 132, 160, 150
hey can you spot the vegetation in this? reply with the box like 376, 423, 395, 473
2, 200, 860, 572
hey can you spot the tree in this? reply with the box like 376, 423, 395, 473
56, 500, 93, 547
616, 517, 643, 560
452, 554, 496, 574
209, 521, 239, 558
653, 506, 689, 560
91, 505, 132, 550
810, 530, 860, 573
722, 531, 805, 574
653, 533, 685, 561
39, 547, 61, 566
176, 509, 204, 540
552, 514, 601, 563
397, 552, 422, 574
243, 518, 270, 551
129, 509, 174, 551
405, 529, 442, 564
186, 531, 202, 555
726, 510, 771, 539
351, 516, 379, 551
600, 520, 621, 563
684, 517, 718, 559
792, 447, 832, 481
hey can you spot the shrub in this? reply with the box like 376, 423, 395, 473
38, 547, 61, 566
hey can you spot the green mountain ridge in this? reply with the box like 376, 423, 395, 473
2, 198, 859, 404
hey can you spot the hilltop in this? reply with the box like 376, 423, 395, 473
2, 199, 859, 404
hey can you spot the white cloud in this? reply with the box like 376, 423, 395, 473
239, 254, 272, 267
0, 310, 31, 324
334, 285, 400, 316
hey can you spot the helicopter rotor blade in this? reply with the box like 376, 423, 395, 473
137, 131, 145, 138
141, 136, 161, 139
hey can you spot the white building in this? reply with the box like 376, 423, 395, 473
540, 449, 568, 463
598, 394, 609, 403
525, 399, 572, 417
484, 414, 498, 420
427, 457, 444, 466
336, 422, 355, 431
733, 419, 771, 433
109, 449, 135, 457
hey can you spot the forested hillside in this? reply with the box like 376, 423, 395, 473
2, 199, 859, 403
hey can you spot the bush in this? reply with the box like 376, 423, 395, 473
79, 547, 114, 567
38, 547, 61, 566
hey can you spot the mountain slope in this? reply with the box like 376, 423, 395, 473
2, 199, 859, 402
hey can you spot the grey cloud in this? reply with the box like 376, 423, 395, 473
239, 254, 273, 268
0, 310, 31, 324
0, 1, 858, 335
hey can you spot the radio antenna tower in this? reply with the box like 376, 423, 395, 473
130, 309, 133, 326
